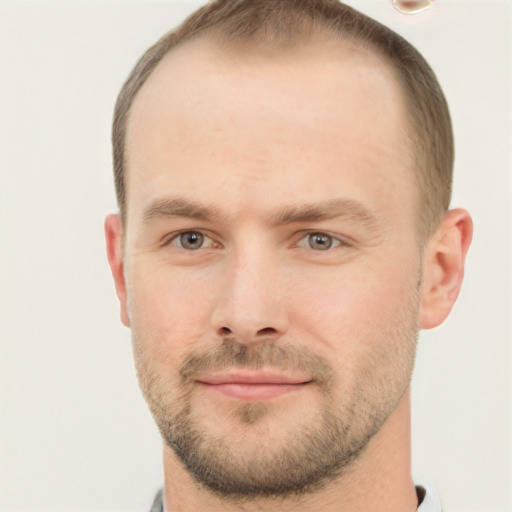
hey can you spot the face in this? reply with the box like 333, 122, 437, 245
118, 40, 423, 498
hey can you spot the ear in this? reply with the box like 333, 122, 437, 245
104, 214, 130, 327
419, 208, 473, 329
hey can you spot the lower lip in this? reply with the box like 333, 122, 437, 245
200, 382, 308, 400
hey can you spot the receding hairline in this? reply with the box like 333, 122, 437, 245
129, 21, 408, 112
113, 0, 453, 239
124, 31, 418, 223
127, 30, 408, 127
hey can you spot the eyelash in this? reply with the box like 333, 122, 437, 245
164, 230, 349, 252
165, 231, 217, 251
296, 232, 346, 251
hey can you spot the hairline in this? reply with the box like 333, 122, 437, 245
115, 16, 449, 242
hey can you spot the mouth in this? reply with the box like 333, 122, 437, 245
195, 369, 313, 400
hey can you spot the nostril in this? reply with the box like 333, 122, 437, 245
218, 326, 232, 336
256, 327, 278, 337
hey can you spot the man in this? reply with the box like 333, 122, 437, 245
105, 1, 472, 510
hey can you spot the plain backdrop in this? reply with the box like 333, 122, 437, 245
0, 1, 511, 511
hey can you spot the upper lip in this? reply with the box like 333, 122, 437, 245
195, 369, 312, 385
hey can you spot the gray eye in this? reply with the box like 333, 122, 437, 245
308, 233, 333, 250
179, 231, 204, 250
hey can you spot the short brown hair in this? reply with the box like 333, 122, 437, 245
112, 0, 453, 236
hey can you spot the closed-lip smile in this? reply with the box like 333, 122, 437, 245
195, 369, 313, 400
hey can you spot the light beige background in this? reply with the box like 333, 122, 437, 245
0, 1, 511, 511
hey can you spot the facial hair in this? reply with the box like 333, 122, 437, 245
132, 291, 420, 502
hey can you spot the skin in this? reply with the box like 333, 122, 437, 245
105, 39, 472, 511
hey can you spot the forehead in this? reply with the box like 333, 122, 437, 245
128, 38, 406, 142
125, 38, 415, 229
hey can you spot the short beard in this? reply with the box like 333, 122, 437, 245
165, 404, 376, 501
138, 339, 414, 501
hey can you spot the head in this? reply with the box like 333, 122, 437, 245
105, 0, 472, 502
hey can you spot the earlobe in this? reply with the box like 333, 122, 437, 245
419, 208, 473, 330
104, 214, 131, 327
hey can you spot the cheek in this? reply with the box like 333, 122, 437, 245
286, 258, 420, 352
126, 261, 219, 353
287, 264, 420, 410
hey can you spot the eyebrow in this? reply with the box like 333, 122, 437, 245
272, 198, 378, 227
143, 197, 225, 223
142, 196, 378, 228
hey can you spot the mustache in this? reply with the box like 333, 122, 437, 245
179, 339, 334, 385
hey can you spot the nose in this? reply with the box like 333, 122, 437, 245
210, 249, 289, 343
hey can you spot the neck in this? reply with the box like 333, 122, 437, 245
162, 390, 417, 512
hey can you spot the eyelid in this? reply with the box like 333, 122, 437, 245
163, 229, 217, 249
295, 231, 351, 250
160, 229, 351, 251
